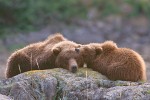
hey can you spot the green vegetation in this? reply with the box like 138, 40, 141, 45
147, 90, 150, 94
0, 0, 86, 35
8, 44, 25, 52
0, 0, 150, 36
125, 0, 150, 17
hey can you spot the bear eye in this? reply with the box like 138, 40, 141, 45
75, 48, 80, 53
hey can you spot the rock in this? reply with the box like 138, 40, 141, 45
0, 94, 12, 100
141, 45, 150, 62
0, 68, 150, 100
87, 7, 99, 19
0, 70, 58, 100
146, 62, 150, 82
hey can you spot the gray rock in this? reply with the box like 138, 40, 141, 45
0, 70, 57, 100
0, 94, 12, 100
0, 68, 150, 100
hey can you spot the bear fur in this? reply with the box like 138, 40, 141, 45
52, 41, 84, 73
6, 33, 67, 78
6, 33, 84, 78
80, 41, 146, 82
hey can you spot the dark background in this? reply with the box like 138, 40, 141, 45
0, 0, 150, 80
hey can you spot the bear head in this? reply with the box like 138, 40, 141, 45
52, 41, 83, 73
78, 41, 117, 66
79, 43, 103, 66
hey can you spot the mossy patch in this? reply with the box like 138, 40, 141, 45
77, 68, 108, 80
23, 68, 108, 81
147, 90, 150, 94
25, 70, 44, 76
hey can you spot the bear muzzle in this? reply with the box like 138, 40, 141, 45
69, 58, 78, 73
71, 65, 78, 73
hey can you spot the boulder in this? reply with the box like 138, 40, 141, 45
0, 94, 12, 100
0, 68, 150, 100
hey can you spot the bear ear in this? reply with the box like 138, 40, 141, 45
95, 47, 103, 55
102, 41, 117, 51
52, 47, 61, 55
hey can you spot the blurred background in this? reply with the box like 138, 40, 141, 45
0, 0, 150, 80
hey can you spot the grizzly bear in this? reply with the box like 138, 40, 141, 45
6, 33, 83, 78
6, 33, 66, 78
79, 41, 146, 82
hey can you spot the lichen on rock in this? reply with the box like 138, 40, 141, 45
0, 68, 150, 100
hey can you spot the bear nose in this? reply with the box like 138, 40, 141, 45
69, 58, 78, 73
75, 48, 80, 53
71, 65, 77, 73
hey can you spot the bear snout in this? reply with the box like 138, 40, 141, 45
71, 65, 78, 73
69, 58, 78, 73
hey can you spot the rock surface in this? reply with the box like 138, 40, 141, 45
0, 68, 150, 100
0, 94, 12, 100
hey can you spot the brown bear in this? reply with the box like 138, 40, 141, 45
6, 33, 83, 78
6, 33, 66, 78
79, 41, 146, 82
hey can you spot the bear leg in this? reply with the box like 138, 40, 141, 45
6, 52, 31, 78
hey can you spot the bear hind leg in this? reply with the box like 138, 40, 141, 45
6, 52, 31, 78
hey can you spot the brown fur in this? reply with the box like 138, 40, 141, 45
80, 41, 146, 82
79, 43, 103, 67
6, 33, 67, 78
51, 41, 84, 73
